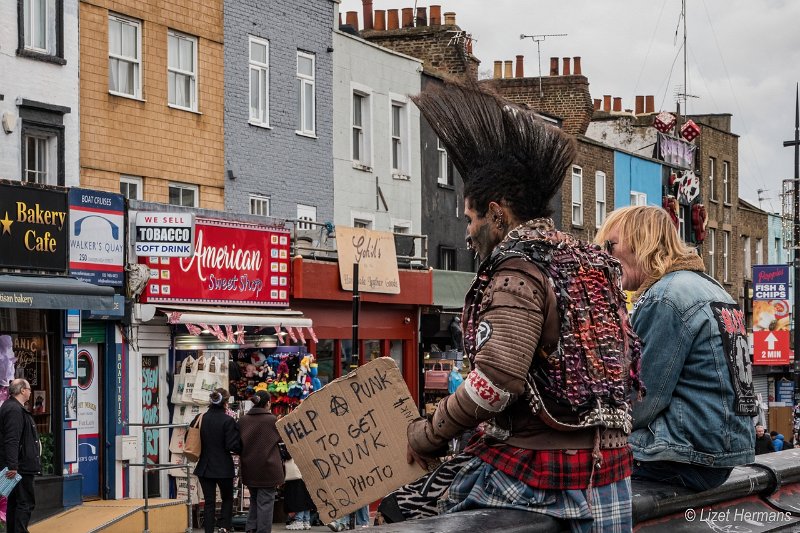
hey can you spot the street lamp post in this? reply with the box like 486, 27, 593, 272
784, 84, 800, 361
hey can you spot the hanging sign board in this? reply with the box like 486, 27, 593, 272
335, 227, 400, 294
752, 265, 791, 365
277, 358, 425, 522
69, 188, 125, 286
134, 211, 195, 258
139, 218, 290, 306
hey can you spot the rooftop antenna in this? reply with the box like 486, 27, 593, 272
757, 188, 772, 210
520, 33, 567, 97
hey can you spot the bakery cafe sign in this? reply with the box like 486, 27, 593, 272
0, 183, 68, 271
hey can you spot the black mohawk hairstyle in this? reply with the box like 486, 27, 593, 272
411, 80, 576, 220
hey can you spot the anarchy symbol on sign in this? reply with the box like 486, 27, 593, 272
330, 395, 350, 416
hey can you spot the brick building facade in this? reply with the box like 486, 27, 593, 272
79, 0, 225, 209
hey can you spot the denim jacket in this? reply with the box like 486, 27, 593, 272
628, 269, 756, 467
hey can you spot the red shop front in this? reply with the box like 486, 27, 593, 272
290, 257, 432, 403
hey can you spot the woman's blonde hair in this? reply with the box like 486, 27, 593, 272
595, 206, 699, 280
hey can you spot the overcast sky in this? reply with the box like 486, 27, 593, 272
338, 0, 800, 211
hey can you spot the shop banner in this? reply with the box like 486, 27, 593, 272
139, 218, 290, 306
752, 265, 791, 365
656, 132, 696, 169
134, 211, 195, 258
0, 183, 68, 271
336, 227, 401, 294
69, 189, 125, 286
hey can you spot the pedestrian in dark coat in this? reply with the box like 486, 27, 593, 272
755, 425, 775, 455
239, 390, 283, 533
0, 379, 40, 533
194, 387, 242, 533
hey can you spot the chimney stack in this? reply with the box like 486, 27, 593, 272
416, 7, 427, 26
345, 11, 359, 31
362, 0, 373, 30
515, 55, 524, 78
613, 97, 622, 112
493, 61, 503, 79
562, 57, 571, 76
573, 56, 582, 75
645, 95, 655, 113
504, 60, 513, 79
443, 12, 456, 25
430, 5, 442, 25
373, 9, 385, 30
603, 95, 612, 112
635, 95, 645, 115
550, 57, 559, 76
387, 9, 399, 30
594, 99, 601, 111
401, 7, 414, 27
338, 12, 342, 26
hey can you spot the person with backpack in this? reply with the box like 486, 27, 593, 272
597, 206, 756, 491
385, 81, 643, 532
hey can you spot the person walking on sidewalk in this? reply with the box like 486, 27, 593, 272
239, 391, 283, 533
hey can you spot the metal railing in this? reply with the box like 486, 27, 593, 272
291, 219, 429, 268
127, 421, 192, 533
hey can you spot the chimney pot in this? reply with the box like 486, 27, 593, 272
603, 95, 612, 112
416, 7, 427, 26
594, 99, 601, 111
635, 95, 645, 115
515, 55, 524, 78
613, 97, 622, 112
430, 5, 442, 25
549, 57, 559, 76
338, 12, 343, 26
373, 9, 385, 30
493, 61, 503, 79
345, 11, 359, 31
401, 7, 414, 27
504, 60, 513, 79
645, 95, 655, 113
443, 11, 456, 25
562, 57, 571, 76
387, 9, 399, 30
362, 0, 373, 30
573, 56, 582, 75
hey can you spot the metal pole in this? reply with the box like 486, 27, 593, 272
143, 431, 149, 533
352, 262, 360, 367
785, 84, 800, 362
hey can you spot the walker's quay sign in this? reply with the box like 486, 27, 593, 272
134, 211, 195, 257
0, 183, 68, 271
69, 188, 125, 286
138, 218, 291, 306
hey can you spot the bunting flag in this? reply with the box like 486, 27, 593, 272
307, 327, 319, 344
275, 325, 284, 345
286, 326, 298, 343
297, 327, 306, 343
185, 323, 203, 336
209, 324, 226, 342
224, 325, 235, 343
235, 324, 246, 344
168, 312, 183, 324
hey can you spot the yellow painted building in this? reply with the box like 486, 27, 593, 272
79, 0, 224, 209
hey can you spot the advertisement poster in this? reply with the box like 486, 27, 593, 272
68, 188, 125, 286
752, 265, 791, 365
77, 345, 101, 498
139, 218, 291, 306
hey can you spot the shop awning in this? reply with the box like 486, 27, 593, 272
0, 274, 117, 310
432, 269, 474, 309
155, 304, 312, 328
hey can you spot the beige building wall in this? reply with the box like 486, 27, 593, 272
80, 0, 224, 209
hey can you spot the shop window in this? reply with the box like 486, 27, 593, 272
314, 339, 334, 386
365, 340, 381, 361
340, 339, 357, 375
389, 340, 403, 371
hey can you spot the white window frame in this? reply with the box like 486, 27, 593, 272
437, 137, 453, 186
109, 14, 142, 99
24, 0, 53, 53
708, 157, 717, 201
249, 194, 271, 217
390, 101, 408, 175
571, 165, 583, 226
743, 236, 751, 274
248, 36, 269, 126
351, 84, 372, 166
439, 246, 457, 271
296, 51, 316, 136
167, 30, 198, 112
755, 238, 763, 265
723, 161, 731, 204
23, 133, 56, 185
678, 205, 687, 241
630, 191, 647, 206
168, 182, 198, 207
120, 175, 143, 200
297, 204, 317, 230
391, 219, 412, 235
351, 211, 375, 230
595, 171, 606, 228
708, 228, 716, 278
723, 230, 730, 282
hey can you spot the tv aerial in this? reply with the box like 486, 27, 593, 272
520, 33, 567, 97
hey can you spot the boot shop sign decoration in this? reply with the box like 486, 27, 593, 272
138, 218, 291, 307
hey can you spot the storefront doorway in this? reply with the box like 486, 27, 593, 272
77, 344, 102, 499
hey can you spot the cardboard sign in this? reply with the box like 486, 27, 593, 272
336, 227, 401, 294
277, 358, 425, 522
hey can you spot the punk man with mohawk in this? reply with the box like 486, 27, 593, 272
382, 82, 643, 532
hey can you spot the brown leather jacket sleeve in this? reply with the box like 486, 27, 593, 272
409, 258, 548, 455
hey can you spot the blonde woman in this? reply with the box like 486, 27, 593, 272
597, 206, 756, 491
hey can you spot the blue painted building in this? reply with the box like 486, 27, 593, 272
613, 151, 662, 208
